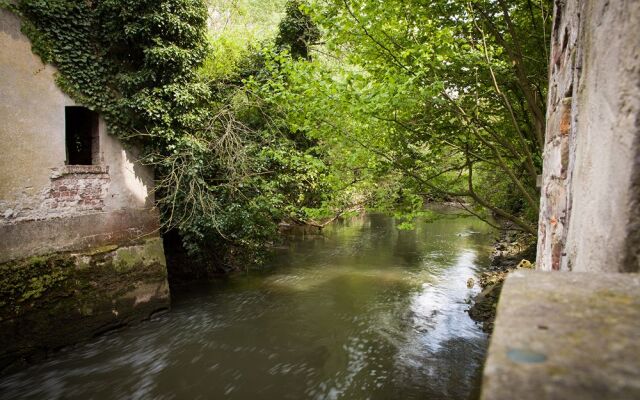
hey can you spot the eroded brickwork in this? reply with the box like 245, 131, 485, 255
1, 8, 158, 259
1, 166, 111, 223
0, 8, 170, 373
46, 167, 110, 214
537, 0, 640, 272
537, 0, 581, 271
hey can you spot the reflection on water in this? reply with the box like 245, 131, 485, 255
0, 213, 494, 400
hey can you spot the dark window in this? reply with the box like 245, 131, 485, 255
65, 106, 99, 165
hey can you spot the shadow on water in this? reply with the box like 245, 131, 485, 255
0, 212, 495, 400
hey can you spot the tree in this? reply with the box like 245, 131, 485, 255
262, 0, 552, 233
276, 1, 320, 60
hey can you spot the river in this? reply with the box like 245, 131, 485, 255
0, 212, 494, 400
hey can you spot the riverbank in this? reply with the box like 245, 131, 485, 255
468, 229, 537, 332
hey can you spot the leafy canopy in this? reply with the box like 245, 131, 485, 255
255, 0, 552, 233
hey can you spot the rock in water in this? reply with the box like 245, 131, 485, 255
516, 259, 533, 269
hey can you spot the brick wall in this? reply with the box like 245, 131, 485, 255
48, 174, 107, 212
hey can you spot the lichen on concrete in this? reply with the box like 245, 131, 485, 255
113, 238, 166, 273
481, 270, 640, 400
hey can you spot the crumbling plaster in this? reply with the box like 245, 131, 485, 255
0, 9, 170, 372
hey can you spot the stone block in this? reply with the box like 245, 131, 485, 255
481, 270, 640, 400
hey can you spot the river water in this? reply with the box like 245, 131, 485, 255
0, 213, 494, 400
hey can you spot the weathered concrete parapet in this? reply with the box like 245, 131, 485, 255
481, 270, 640, 400
537, 0, 640, 272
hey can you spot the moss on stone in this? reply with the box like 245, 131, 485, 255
81, 244, 119, 256
113, 247, 140, 272
0, 238, 167, 321
0, 254, 75, 320
0, 238, 169, 374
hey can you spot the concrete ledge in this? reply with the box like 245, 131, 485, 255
52, 165, 110, 177
481, 270, 640, 400
0, 209, 161, 263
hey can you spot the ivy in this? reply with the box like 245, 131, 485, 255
12, 0, 209, 144
8, 1, 242, 267
275, 0, 320, 60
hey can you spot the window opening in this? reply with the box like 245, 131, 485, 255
65, 106, 99, 165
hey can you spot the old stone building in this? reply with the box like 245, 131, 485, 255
0, 9, 169, 371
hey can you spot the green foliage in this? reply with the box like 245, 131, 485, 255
275, 1, 320, 60
13, 0, 327, 269
12, 0, 552, 273
14, 0, 210, 137
200, 0, 287, 79
254, 0, 552, 234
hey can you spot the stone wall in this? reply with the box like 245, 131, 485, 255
0, 9, 157, 260
537, 0, 640, 272
0, 9, 170, 372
